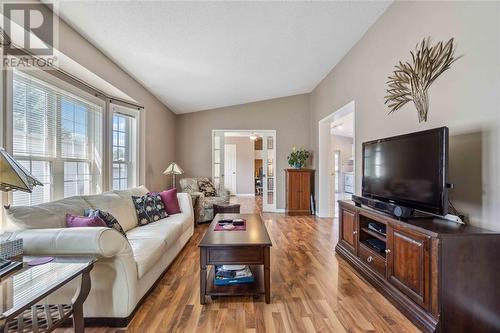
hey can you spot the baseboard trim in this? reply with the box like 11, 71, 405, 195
68, 235, 194, 328
316, 212, 333, 218
234, 193, 255, 197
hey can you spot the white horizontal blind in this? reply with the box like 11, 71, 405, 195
112, 105, 138, 191
12, 70, 103, 206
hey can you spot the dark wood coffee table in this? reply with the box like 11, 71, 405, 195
199, 213, 272, 304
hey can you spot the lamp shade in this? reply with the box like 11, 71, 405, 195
163, 162, 184, 175
0, 148, 43, 193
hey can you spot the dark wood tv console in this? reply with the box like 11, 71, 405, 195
336, 200, 500, 333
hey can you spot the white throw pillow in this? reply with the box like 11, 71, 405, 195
5, 196, 91, 229
83, 192, 137, 232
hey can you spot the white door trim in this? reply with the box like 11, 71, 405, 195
317, 101, 355, 218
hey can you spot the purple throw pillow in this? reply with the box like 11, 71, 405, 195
159, 188, 181, 215
66, 213, 107, 228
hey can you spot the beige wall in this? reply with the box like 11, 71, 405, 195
55, 11, 176, 192
176, 94, 311, 209
41, 1, 500, 229
225, 137, 255, 195
310, 1, 500, 229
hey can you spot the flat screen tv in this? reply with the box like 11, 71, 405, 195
362, 127, 449, 216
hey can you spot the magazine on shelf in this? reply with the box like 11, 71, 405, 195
215, 265, 254, 286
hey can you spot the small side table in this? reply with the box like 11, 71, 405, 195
0, 256, 95, 333
213, 203, 241, 216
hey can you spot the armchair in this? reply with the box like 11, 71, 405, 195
179, 177, 230, 223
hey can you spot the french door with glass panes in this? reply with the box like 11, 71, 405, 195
262, 133, 276, 212
212, 131, 225, 190
212, 130, 277, 212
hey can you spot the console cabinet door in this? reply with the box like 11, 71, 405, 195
387, 224, 431, 309
339, 206, 357, 254
287, 172, 301, 211
299, 172, 311, 211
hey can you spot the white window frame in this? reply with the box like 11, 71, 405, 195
109, 104, 140, 191
2, 67, 142, 209
5, 68, 106, 205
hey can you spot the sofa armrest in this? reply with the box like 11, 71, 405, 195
177, 192, 194, 215
7, 227, 132, 258
217, 189, 230, 201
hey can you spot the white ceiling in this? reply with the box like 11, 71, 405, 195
0, 11, 136, 103
54, 1, 391, 114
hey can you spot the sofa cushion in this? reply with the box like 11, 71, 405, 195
159, 188, 181, 215
180, 177, 210, 193
113, 186, 149, 201
199, 195, 228, 209
166, 212, 193, 234
83, 192, 137, 232
132, 194, 168, 226
113, 185, 149, 225
198, 180, 217, 197
128, 237, 166, 279
126, 218, 182, 247
5, 196, 91, 229
66, 213, 107, 228
114, 185, 149, 197
85, 209, 127, 237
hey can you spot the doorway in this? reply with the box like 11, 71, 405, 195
318, 101, 355, 218
224, 144, 237, 194
212, 130, 277, 212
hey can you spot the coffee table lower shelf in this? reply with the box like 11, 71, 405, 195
206, 265, 265, 297
6, 304, 72, 333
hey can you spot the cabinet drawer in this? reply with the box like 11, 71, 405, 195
207, 247, 263, 264
358, 244, 386, 277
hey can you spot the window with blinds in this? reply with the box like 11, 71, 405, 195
12, 70, 104, 206
112, 106, 138, 191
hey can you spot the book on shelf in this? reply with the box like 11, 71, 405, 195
214, 265, 254, 286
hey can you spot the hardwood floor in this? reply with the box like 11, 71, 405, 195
57, 196, 420, 333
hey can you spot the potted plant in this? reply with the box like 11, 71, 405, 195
287, 147, 310, 169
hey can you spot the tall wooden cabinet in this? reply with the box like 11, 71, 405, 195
285, 169, 314, 215
336, 200, 500, 333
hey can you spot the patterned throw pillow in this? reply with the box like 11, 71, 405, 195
84, 209, 127, 237
198, 180, 217, 197
132, 193, 168, 226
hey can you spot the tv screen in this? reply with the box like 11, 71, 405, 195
362, 127, 448, 215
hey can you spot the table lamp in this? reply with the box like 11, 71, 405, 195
163, 162, 184, 189
0, 147, 43, 195
0, 147, 43, 275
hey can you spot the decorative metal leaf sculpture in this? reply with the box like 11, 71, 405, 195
385, 38, 460, 122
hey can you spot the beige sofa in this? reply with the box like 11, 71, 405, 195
4, 186, 194, 326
